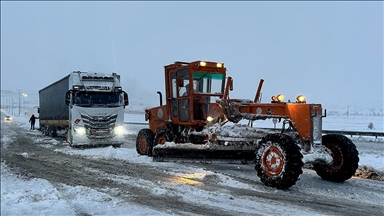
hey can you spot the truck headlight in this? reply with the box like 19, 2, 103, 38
114, 125, 125, 135
75, 127, 86, 135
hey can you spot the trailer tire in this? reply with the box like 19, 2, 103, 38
313, 134, 359, 182
67, 130, 73, 146
43, 125, 49, 136
51, 126, 57, 137
136, 129, 154, 156
255, 134, 303, 189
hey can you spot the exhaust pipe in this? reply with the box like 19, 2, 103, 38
157, 91, 162, 106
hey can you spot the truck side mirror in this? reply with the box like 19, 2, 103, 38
228, 77, 233, 91
124, 92, 129, 106
65, 91, 71, 105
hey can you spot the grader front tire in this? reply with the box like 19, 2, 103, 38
313, 134, 359, 182
255, 134, 303, 189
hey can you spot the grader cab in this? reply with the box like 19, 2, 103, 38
136, 60, 359, 189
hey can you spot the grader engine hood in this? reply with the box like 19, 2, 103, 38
218, 99, 323, 145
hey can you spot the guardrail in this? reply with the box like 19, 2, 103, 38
322, 130, 384, 139
124, 122, 384, 138
124, 122, 149, 126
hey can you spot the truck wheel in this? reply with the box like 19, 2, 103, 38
51, 126, 57, 137
313, 134, 359, 182
255, 134, 303, 189
136, 129, 154, 156
67, 130, 73, 146
43, 126, 49, 136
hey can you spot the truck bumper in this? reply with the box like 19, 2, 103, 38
70, 135, 125, 146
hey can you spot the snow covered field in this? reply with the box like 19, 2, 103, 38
124, 111, 384, 133
1, 107, 383, 215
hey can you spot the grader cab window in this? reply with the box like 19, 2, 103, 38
170, 69, 190, 119
176, 69, 190, 97
192, 72, 225, 95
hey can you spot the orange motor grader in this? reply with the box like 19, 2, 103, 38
136, 60, 359, 189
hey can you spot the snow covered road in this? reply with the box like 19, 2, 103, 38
1, 114, 384, 215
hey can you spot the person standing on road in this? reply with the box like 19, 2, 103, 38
29, 114, 38, 130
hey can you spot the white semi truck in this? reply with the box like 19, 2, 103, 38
38, 71, 129, 147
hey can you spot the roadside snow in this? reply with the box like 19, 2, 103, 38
1, 110, 383, 215
1, 163, 167, 216
358, 152, 384, 170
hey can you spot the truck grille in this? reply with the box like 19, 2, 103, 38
80, 113, 118, 138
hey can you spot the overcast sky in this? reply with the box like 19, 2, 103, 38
1, 1, 383, 108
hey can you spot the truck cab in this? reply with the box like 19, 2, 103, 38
39, 71, 129, 146
64, 71, 128, 146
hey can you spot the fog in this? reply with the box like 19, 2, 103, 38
1, 2, 383, 109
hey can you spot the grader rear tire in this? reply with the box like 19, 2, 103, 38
255, 134, 303, 189
313, 134, 359, 182
136, 129, 154, 156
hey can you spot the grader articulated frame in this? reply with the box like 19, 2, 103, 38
136, 60, 359, 189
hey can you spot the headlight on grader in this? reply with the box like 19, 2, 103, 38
277, 94, 284, 102
296, 95, 306, 103
271, 94, 284, 103
216, 63, 223, 68
199, 61, 207, 67
207, 116, 214, 122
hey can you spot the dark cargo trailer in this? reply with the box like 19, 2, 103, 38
39, 75, 70, 126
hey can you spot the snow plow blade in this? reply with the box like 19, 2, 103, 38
152, 143, 257, 162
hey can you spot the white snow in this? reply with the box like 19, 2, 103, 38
1, 107, 383, 215
1, 162, 164, 215
358, 152, 384, 170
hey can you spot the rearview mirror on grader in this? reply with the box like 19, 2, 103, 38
136, 60, 359, 189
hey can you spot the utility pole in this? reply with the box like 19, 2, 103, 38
16, 89, 21, 116
10, 95, 12, 113
23, 93, 28, 111
347, 105, 349, 118
10, 94, 13, 114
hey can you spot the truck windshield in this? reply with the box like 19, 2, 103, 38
192, 72, 225, 95
74, 92, 123, 107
